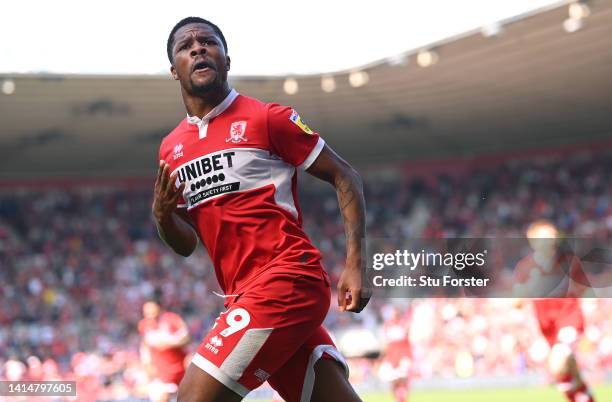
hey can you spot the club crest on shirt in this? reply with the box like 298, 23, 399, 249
173, 143, 184, 160
289, 109, 314, 134
226, 121, 248, 143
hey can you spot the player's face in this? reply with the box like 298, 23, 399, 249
170, 23, 230, 95
527, 224, 558, 254
143, 301, 160, 319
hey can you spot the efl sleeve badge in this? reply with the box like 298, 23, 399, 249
289, 109, 314, 134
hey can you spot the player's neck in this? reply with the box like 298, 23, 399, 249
183, 84, 232, 119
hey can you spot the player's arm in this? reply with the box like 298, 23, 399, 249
165, 319, 191, 348
568, 256, 595, 297
140, 341, 152, 365
152, 160, 198, 257
139, 341, 156, 378
307, 144, 370, 313
512, 259, 531, 298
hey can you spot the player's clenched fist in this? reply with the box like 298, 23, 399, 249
152, 160, 185, 223
337, 264, 371, 313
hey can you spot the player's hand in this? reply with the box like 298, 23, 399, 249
152, 160, 185, 223
511, 298, 525, 309
337, 263, 371, 313
144, 331, 171, 350
145, 337, 167, 350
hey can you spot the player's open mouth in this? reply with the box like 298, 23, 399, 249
192, 60, 214, 74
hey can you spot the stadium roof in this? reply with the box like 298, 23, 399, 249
1, 0, 612, 178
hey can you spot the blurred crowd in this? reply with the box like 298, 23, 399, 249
0, 147, 610, 400
345, 298, 612, 386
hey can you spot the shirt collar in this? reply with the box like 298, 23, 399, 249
186, 88, 239, 127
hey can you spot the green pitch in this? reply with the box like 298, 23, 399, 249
360, 385, 612, 402
248, 384, 612, 402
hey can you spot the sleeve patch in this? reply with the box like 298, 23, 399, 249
289, 109, 314, 134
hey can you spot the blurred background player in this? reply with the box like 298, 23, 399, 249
138, 289, 190, 402
378, 305, 412, 402
515, 220, 595, 402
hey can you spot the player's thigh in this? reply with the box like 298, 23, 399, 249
178, 362, 243, 402
548, 343, 577, 377
310, 358, 361, 402
268, 326, 355, 402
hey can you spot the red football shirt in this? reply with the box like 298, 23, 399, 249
138, 311, 187, 383
159, 90, 327, 296
383, 317, 412, 361
514, 252, 585, 328
514, 251, 588, 299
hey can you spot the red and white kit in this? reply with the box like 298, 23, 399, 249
515, 253, 586, 346
158, 90, 347, 401
138, 311, 188, 387
379, 310, 412, 382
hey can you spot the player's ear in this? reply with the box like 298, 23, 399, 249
226, 56, 231, 71
170, 64, 179, 80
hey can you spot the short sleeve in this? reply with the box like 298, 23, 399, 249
165, 312, 184, 333
137, 320, 145, 336
267, 104, 325, 170
513, 257, 531, 283
568, 256, 590, 291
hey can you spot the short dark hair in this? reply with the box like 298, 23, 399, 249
167, 17, 228, 64
149, 287, 163, 305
